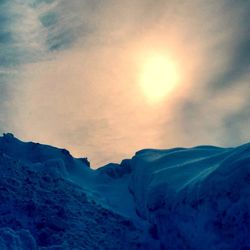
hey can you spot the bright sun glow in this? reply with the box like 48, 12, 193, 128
139, 54, 180, 103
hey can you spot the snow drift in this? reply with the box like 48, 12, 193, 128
0, 133, 249, 249
129, 145, 250, 249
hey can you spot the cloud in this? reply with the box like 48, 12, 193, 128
0, 0, 249, 167
0, 69, 19, 134
152, 0, 250, 148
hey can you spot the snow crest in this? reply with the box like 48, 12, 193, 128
0, 133, 249, 249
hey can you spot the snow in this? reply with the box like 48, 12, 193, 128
129, 143, 250, 249
0, 133, 249, 249
0, 228, 37, 250
0, 134, 148, 249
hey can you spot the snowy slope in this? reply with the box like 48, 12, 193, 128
0, 134, 154, 250
0, 133, 249, 249
129, 145, 250, 249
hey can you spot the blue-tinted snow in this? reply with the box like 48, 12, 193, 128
129, 144, 250, 249
0, 133, 249, 249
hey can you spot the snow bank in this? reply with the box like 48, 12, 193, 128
0, 133, 249, 249
0, 134, 149, 250
129, 144, 250, 249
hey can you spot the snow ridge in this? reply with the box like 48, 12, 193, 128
0, 133, 249, 250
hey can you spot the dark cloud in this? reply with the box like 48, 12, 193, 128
222, 102, 250, 145
38, 4, 91, 51
0, 1, 47, 67
208, 1, 250, 91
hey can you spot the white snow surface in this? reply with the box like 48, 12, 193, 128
0, 133, 249, 249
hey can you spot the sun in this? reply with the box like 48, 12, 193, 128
139, 54, 180, 103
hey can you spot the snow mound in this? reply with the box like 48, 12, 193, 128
0, 133, 249, 249
0, 134, 149, 250
129, 144, 250, 249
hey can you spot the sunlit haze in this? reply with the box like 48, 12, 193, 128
139, 54, 180, 102
0, 0, 249, 167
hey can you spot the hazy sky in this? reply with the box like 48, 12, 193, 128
0, 0, 249, 167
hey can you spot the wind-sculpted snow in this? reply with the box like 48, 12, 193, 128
0, 133, 249, 249
129, 145, 250, 249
